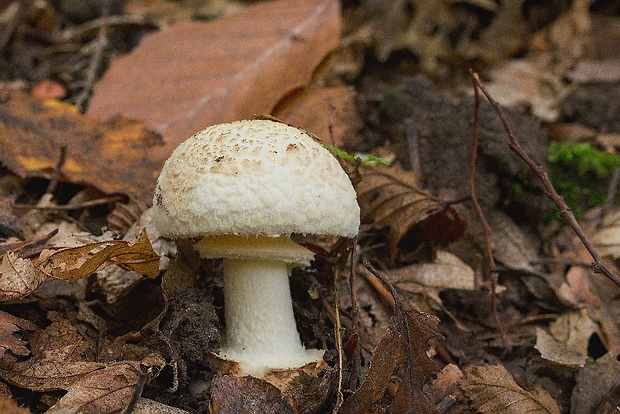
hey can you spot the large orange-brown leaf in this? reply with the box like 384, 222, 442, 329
461, 364, 561, 414
88, 0, 341, 164
356, 163, 466, 260
339, 264, 441, 414
272, 86, 361, 148
0, 91, 160, 205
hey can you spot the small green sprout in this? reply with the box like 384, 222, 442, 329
324, 145, 390, 167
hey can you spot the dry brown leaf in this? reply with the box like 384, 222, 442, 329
339, 266, 441, 414
461, 364, 561, 414
272, 86, 361, 148
385, 250, 475, 291
0, 252, 47, 302
0, 90, 160, 207
571, 353, 620, 414
0, 310, 37, 359
0, 318, 164, 413
0, 394, 31, 414
38, 229, 159, 280
210, 375, 295, 414
88, 0, 341, 164
47, 357, 164, 414
356, 163, 465, 260
534, 308, 596, 367
558, 266, 620, 357
591, 209, 620, 258
0, 228, 158, 302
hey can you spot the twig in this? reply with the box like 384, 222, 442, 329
74, 0, 110, 111
333, 267, 345, 413
348, 240, 362, 391
404, 117, 422, 177
467, 77, 511, 353
121, 365, 152, 414
45, 145, 67, 195
12, 195, 125, 211
470, 70, 620, 288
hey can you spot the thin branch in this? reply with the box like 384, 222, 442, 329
405, 117, 422, 177
74, 0, 110, 111
470, 70, 620, 288
348, 239, 362, 391
467, 77, 511, 352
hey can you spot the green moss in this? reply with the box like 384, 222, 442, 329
547, 141, 620, 219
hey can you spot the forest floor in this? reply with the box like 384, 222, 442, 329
0, 0, 619, 413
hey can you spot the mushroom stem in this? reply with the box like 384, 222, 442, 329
221, 258, 323, 375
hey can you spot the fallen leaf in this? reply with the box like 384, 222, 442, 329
46, 358, 163, 414
461, 364, 561, 414
88, 0, 341, 164
569, 58, 620, 83
534, 308, 597, 367
483, 57, 565, 122
0, 252, 47, 302
558, 266, 620, 357
0, 318, 164, 413
339, 265, 441, 414
38, 229, 159, 280
385, 250, 475, 291
0, 394, 31, 414
210, 375, 295, 414
355, 163, 465, 261
425, 363, 463, 406
272, 86, 361, 148
591, 209, 620, 258
571, 353, 620, 414
0, 228, 158, 303
0, 90, 161, 207
0, 310, 37, 359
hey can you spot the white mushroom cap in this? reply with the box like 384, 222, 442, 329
152, 119, 360, 239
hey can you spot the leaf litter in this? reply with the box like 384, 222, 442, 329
0, 0, 619, 412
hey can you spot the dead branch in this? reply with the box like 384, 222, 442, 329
470, 70, 620, 288
467, 76, 511, 353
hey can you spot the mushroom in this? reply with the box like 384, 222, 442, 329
152, 119, 360, 377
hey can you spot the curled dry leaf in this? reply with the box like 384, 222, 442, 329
0, 252, 47, 302
461, 364, 561, 414
355, 163, 465, 260
385, 250, 475, 291
339, 266, 441, 414
39, 229, 159, 280
534, 308, 597, 367
0, 229, 158, 303
0, 310, 37, 359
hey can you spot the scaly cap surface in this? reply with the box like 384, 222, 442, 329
152, 119, 360, 238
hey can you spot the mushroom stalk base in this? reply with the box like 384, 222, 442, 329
220, 257, 323, 376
